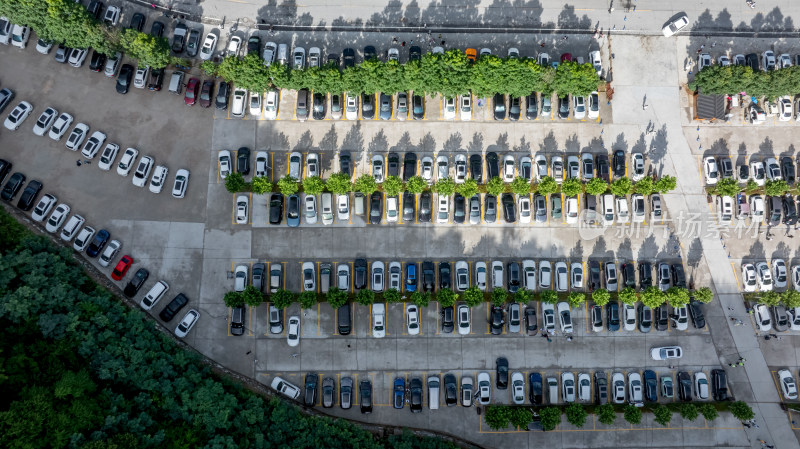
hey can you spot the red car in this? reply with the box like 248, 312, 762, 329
199, 80, 214, 108
111, 255, 133, 280
184, 78, 199, 106
560, 53, 572, 62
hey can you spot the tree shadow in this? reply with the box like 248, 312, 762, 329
293, 130, 314, 151
539, 131, 559, 154
616, 238, 633, 261
342, 122, 365, 166
630, 133, 646, 156
513, 136, 531, 154
637, 234, 659, 262
318, 125, 339, 173
443, 133, 464, 152
570, 239, 584, 261
564, 134, 580, 154
256, 0, 314, 26
393, 131, 414, 153
590, 236, 613, 259
419, 132, 436, 153
686, 237, 704, 270
745, 239, 766, 263
488, 132, 510, 154
757, 137, 774, 158
368, 129, 390, 156
467, 132, 484, 154
772, 241, 791, 260
648, 125, 668, 176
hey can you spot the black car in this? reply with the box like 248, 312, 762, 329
594, 372, 608, 404
304, 373, 318, 406
621, 262, 635, 288
360, 380, 372, 414
419, 192, 432, 222
409, 378, 423, 413
525, 307, 537, 334
671, 264, 686, 288
86, 229, 110, 257
496, 357, 509, 389
123, 268, 149, 298
711, 369, 728, 401
269, 194, 283, 224
361, 93, 375, 119
116, 64, 133, 94
246, 36, 260, 55
654, 305, 669, 331
588, 260, 601, 291
643, 370, 657, 402
638, 262, 652, 288
493, 93, 506, 120
529, 373, 543, 404
171, 23, 187, 53
1, 172, 25, 201
402, 193, 415, 222
745, 53, 759, 71
453, 193, 466, 224
159, 294, 189, 322
612, 150, 626, 178
369, 191, 382, 224
409, 46, 421, 61
412, 94, 425, 120
339, 151, 352, 177
422, 261, 434, 292
443, 374, 457, 406
16, 180, 42, 210
186, 29, 201, 57
526, 93, 538, 120
439, 262, 451, 289
87, 1, 103, 19
486, 152, 499, 179
507, 262, 520, 293
677, 371, 692, 401
0, 159, 11, 184
387, 152, 400, 177
327, 54, 340, 67
469, 154, 483, 182
606, 302, 620, 331
150, 21, 164, 38
558, 95, 569, 119
688, 300, 706, 329
353, 258, 367, 290
237, 147, 250, 175
781, 157, 795, 185
312, 92, 326, 120
596, 154, 610, 182
89, 50, 106, 72
129, 12, 145, 32
363, 45, 377, 61
441, 306, 454, 333
501, 193, 516, 223
342, 48, 355, 67
215, 81, 230, 110
490, 306, 503, 335
783, 195, 798, 225
147, 68, 164, 91
509, 96, 521, 121
403, 153, 417, 181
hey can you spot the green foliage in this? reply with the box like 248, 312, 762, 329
551, 61, 601, 96
384, 288, 402, 303
540, 290, 558, 304
225, 172, 247, 193
666, 287, 690, 307
564, 403, 588, 428
326, 287, 349, 309
432, 177, 456, 197
713, 178, 740, 197
632, 177, 654, 196
383, 175, 405, 197
567, 292, 585, 307
325, 172, 353, 195
539, 406, 562, 431
515, 288, 533, 304
271, 289, 295, 309
610, 177, 633, 197
689, 64, 800, 99
509, 407, 533, 428
618, 287, 637, 305
242, 285, 264, 307
119, 29, 171, 68
251, 176, 272, 194
640, 286, 666, 309
698, 403, 718, 421
782, 290, 800, 308
463, 286, 484, 307
596, 403, 616, 425
654, 175, 677, 193
623, 405, 642, 425
765, 179, 789, 196
277, 175, 299, 195
437, 288, 458, 308
456, 178, 480, 198
354, 174, 378, 195
298, 291, 318, 309
537, 176, 559, 196
486, 176, 506, 196
223, 290, 245, 308
586, 177, 609, 195
355, 289, 375, 306
652, 404, 672, 426
561, 178, 583, 197
591, 289, 611, 306
411, 291, 431, 308
745, 179, 760, 195
760, 290, 781, 307
491, 288, 508, 306
484, 405, 513, 430
693, 287, 714, 304
510, 176, 532, 195
729, 401, 755, 421
405, 175, 427, 194
679, 403, 698, 421
303, 176, 326, 195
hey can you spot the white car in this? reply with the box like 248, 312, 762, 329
631, 194, 645, 223
388, 261, 401, 290
304, 195, 317, 224
631, 153, 645, 181
35, 38, 52, 54
47, 112, 73, 140
779, 369, 798, 400
502, 154, 515, 182
477, 372, 491, 405
566, 155, 579, 179
570, 263, 583, 289
302, 261, 315, 291
601, 194, 615, 226
753, 303, 772, 331
694, 372, 709, 400
104, 52, 122, 77
741, 263, 757, 292
235, 195, 249, 224
172, 169, 190, 198
454, 154, 467, 183
491, 261, 504, 289
512, 372, 525, 404
650, 346, 683, 360
662, 14, 689, 37
98, 240, 122, 267
793, 265, 800, 291
45, 203, 70, 233
371, 155, 384, 182
542, 302, 555, 333
271, 376, 301, 399
763, 50, 776, 71
103, 6, 120, 25
765, 157, 782, 181
703, 156, 718, 185
31, 194, 57, 222
779, 96, 793, 121
420, 156, 434, 182
67, 48, 88, 67
557, 302, 573, 333
790, 307, 800, 331
140, 281, 169, 311
538, 261, 552, 289
226, 35, 241, 57
779, 53, 792, 68
248, 90, 262, 117
292, 47, 306, 69
255, 151, 269, 177
345, 94, 358, 120
672, 305, 689, 330
32, 107, 57, 136
287, 316, 300, 346
65, 123, 89, 151
308, 47, 321, 67
72, 225, 95, 252
534, 154, 548, 180
565, 196, 579, 224
218, 150, 232, 179
133, 65, 149, 89
578, 373, 591, 402
60, 214, 85, 241
562, 372, 575, 403
372, 302, 386, 338
306, 153, 319, 178
573, 96, 586, 119
81, 131, 106, 159
443, 97, 457, 120
475, 261, 487, 291
174, 309, 200, 338
264, 89, 279, 120
337, 264, 351, 291
289, 151, 302, 179
4, 100, 33, 130
751, 195, 765, 222
10, 24, 29, 49
750, 161, 766, 186
457, 304, 470, 335
554, 262, 568, 292
519, 156, 533, 182
623, 303, 636, 331
406, 304, 420, 335
336, 194, 349, 221
717, 195, 733, 222
436, 194, 449, 224
616, 197, 629, 224
628, 373, 644, 406
386, 195, 398, 223
589, 51, 602, 75
611, 372, 626, 404
773, 259, 788, 288
698, 53, 712, 70
234, 265, 248, 292
262, 41, 277, 64
521, 260, 536, 290
387, 47, 399, 61
231, 89, 247, 118
132, 156, 154, 187
199, 32, 218, 60
756, 262, 773, 291
587, 91, 600, 119
537, 53, 550, 66
371, 261, 384, 292
460, 94, 472, 121
551, 156, 564, 183
518, 195, 531, 223
147, 165, 169, 194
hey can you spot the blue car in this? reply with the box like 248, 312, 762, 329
528, 372, 543, 405
86, 229, 110, 257
406, 263, 417, 292
393, 377, 405, 409
643, 369, 658, 402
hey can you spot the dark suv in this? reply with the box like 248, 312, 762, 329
677, 371, 692, 401
159, 293, 189, 322
403, 153, 417, 181
123, 268, 149, 297
638, 262, 652, 288
304, 373, 318, 406
606, 302, 620, 331
671, 264, 686, 288
354, 258, 368, 290
711, 369, 729, 401
439, 262, 451, 289
782, 195, 798, 225
422, 261, 434, 292
441, 306, 454, 333
507, 262, 521, 293
621, 262, 636, 288
147, 68, 164, 91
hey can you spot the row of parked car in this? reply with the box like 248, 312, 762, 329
272, 365, 729, 412
752, 303, 800, 333
703, 155, 796, 187
715, 192, 797, 226
740, 261, 799, 292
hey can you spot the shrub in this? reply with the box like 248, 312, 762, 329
760, 290, 781, 306
484, 405, 512, 430
666, 287, 690, 307
510, 176, 532, 195
456, 179, 479, 198
326, 172, 353, 194
610, 177, 633, 197
652, 404, 672, 426
567, 292, 585, 307
586, 177, 609, 195
326, 287, 348, 309
223, 291, 244, 308
303, 176, 326, 195
463, 286, 484, 307
623, 405, 642, 425
693, 287, 713, 304
509, 407, 532, 428
618, 287, 637, 305
655, 175, 677, 193
539, 406, 562, 431
411, 291, 431, 308
354, 174, 378, 195
698, 403, 718, 421
437, 288, 458, 308
225, 172, 247, 193
679, 403, 698, 421
298, 291, 318, 309
383, 175, 404, 197
272, 289, 296, 309
729, 401, 755, 421
384, 288, 402, 303
515, 288, 533, 304
565, 403, 587, 428
596, 403, 616, 425
251, 176, 272, 194
765, 179, 789, 196
561, 178, 582, 197
640, 286, 666, 309
405, 176, 427, 194
632, 177, 653, 195
486, 176, 505, 196
491, 288, 508, 306
277, 175, 299, 195
713, 178, 740, 197
537, 176, 558, 196
242, 285, 265, 307
540, 290, 558, 304
782, 290, 800, 308
356, 289, 375, 306
432, 178, 456, 196
592, 289, 611, 306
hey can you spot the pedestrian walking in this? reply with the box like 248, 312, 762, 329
729, 363, 736, 367
540, 42, 546, 47
392, 36, 398, 43
742, 422, 751, 428
76, 160, 82, 166
738, 361, 744, 366
711, 42, 717, 48
401, 41, 406, 47
410, 39, 414, 45
700, 44, 705, 50
643, 104, 649, 110
563, 35, 568, 40
441, 40, 445, 45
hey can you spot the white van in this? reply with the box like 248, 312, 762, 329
231, 88, 247, 118
321, 192, 333, 225
547, 376, 559, 404
277, 43, 288, 65
168, 71, 184, 95
601, 194, 615, 226
140, 281, 170, 310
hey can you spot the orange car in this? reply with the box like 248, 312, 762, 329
465, 48, 477, 62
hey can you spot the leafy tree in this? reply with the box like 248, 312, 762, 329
698, 403, 718, 421
567, 292, 585, 307
565, 403, 587, 428
272, 289, 295, 309
119, 29, 171, 68
666, 287, 690, 307
405, 175, 427, 194
623, 405, 642, 425
510, 176, 532, 195
326, 172, 353, 195
509, 407, 532, 428
298, 291, 318, 309
277, 175, 299, 195
586, 177, 609, 195
484, 405, 512, 430
596, 403, 616, 425
618, 287, 637, 305
782, 290, 800, 308
437, 288, 457, 308
679, 403, 698, 421
765, 179, 789, 196
610, 177, 633, 197
760, 290, 781, 307
384, 288, 402, 303
592, 289, 611, 306
486, 176, 506, 196
251, 176, 272, 194
303, 176, 325, 195
693, 287, 713, 304
411, 291, 431, 308
463, 286, 484, 307
356, 289, 375, 306
652, 404, 672, 426
242, 285, 265, 307
326, 287, 348, 309
539, 406, 562, 431
633, 177, 654, 196
640, 286, 665, 309
432, 178, 456, 196
540, 289, 558, 304
714, 178, 740, 197
354, 174, 378, 195
537, 176, 558, 196
745, 179, 760, 195
561, 178, 582, 197
225, 172, 246, 193
224, 291, 245, 308
383, 175, 404, 197
515, 288, 533, 304
655, 175, 677, 193
456, 179, 479, 198
729, 401, 755, 421
491, 288, 508, 306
